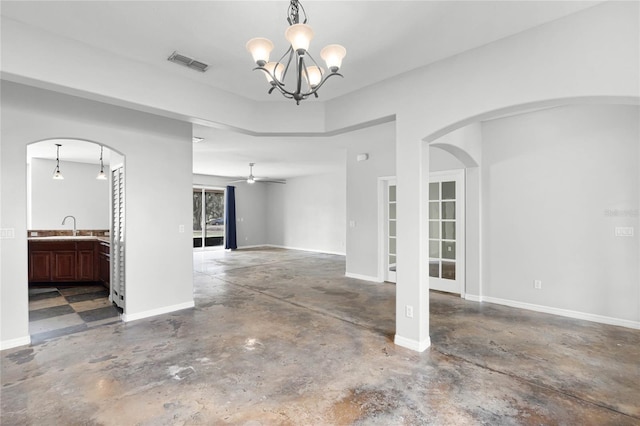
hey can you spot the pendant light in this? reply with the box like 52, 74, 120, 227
96, 145, 107, 180
52, 143, 64, 180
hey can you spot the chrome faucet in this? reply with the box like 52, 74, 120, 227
62, 215, 77, 236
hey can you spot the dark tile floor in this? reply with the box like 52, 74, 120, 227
28, 284, 121, 344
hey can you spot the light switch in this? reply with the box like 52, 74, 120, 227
349, 220, 356, 228
178, 224, 185, 233
0, 228, 15, 239
615, 227, 634, 237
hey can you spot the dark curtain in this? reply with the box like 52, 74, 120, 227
224, 186, 237, 250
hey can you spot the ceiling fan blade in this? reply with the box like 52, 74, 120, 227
255, 178, 286, 184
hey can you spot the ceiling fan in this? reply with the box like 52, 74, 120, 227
228, 163, 286, 185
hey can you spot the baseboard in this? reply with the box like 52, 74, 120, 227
265, 244, 346, 256
464, 294, 483, 302
121, 301, 195, 323
481, 296, 640, 330
345, 272, 383, 283
236, 244, 267, 250
1, 335, 31, 351
394, 334, 431, 352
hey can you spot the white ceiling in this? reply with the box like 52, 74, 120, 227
3, 1, 602, 177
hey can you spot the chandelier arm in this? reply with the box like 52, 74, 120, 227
304, 51, 321, 69
278, 47, 295, 83
271, 82, 296, 98
295, 55, 305, 99
305, 71, 344, 97
252, 66, 300, 98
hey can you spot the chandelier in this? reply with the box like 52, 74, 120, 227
246, 0, 346, 105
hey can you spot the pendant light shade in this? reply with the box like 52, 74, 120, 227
320, 44, 346, 72
285, 23, 314, 53
246, 38, 274, 66
263, 61, 285, 83
53, 143, 64, 180
96, 145, 107, 180
304, 65, 323, 87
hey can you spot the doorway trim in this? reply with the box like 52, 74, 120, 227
378, 176, 397, 282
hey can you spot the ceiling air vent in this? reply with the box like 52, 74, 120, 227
168, 51, 209, 73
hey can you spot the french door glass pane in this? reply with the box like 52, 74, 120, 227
429, 260, 440, 278
389, 203, 396, 220
442, 201, 456, 220
389, 237, 396, 255
442, 241, 456, 260
389, 220, 396, 237
429, 182, 439, 200
429, 240, 440, 257
442, 221, 456, 240
442, 261, 456, 280
429, 202, 439, 220
442, 181, 456, 200
429, 221, 439, 239
389, 185, 396, 202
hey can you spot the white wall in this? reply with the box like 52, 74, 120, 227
267, 172, 346, 255
343, 121, 396, 280
193, 174, 269, 248
1, 81, 194, 348
429, 148, 465, 172
29, 158, 109, 230
481, 104, 639, 323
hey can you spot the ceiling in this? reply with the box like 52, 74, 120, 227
4, 1, 602, 177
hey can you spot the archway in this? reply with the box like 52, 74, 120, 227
26, 138, 126, 343
421, 96, 639, 328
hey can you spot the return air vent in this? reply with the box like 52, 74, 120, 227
167, 51, 209, 72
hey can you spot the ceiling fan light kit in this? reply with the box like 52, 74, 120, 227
246, 0, 346, 105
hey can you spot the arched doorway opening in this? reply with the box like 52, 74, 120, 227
26, 138, 126, 343
421, 97, 639, 327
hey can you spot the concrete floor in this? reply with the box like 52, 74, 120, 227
2, 247, 639, 425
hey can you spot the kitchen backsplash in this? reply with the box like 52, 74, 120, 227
28, 229, 110, 237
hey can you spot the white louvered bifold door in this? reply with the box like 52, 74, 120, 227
111, 166, 125, 309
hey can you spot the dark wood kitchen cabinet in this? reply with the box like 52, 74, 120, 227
98, 241, 110, 289
29, 250, 52, 281
52, 249, 76, 281
77, 242, 96, 281
28, 240, 107, 284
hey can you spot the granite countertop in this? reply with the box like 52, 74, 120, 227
28, 236, 110, 243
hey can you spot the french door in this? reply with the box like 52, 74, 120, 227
193, 187, 225, 249
429, 170, 465, 295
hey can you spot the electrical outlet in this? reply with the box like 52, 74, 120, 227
534, 280, 542, 289
405, 305, 414, 318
